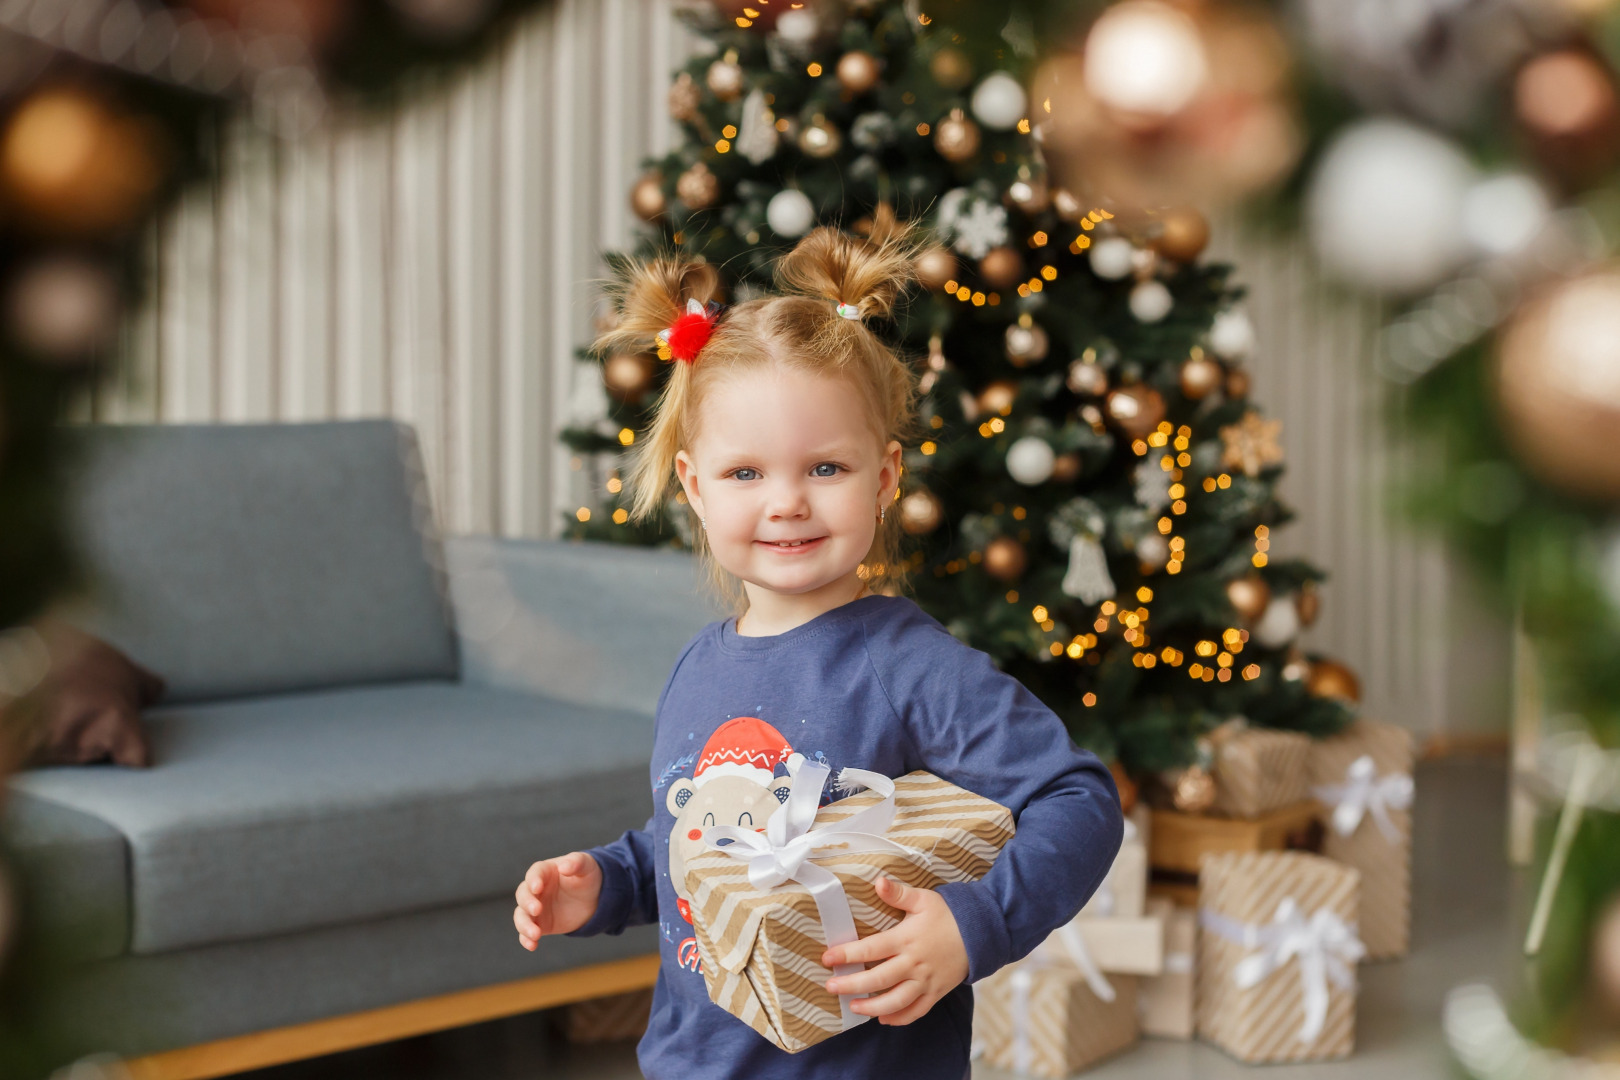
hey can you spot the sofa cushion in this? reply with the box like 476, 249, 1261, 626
11, 681, 653, 955
65, 421, 458, 704
1, 791, 130, 961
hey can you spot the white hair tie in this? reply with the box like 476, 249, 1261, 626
835, 302, 861, 320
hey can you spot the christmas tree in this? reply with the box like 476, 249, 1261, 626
562, 0, 1353, 777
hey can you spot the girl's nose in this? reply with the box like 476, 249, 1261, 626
764, 479, 811, 519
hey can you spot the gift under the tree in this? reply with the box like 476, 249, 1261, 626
1310, 718, 1415, 959
973, 922, 1141, 1077
1195, 851, 1364, 1064
683, 763, 1014, 1054
1080, 804, 1150, 919
1210, 721, 1313, 819
1138, 897, 1196, 1039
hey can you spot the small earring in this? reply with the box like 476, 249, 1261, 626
878, 505, 887, 524
701, 517, 707, 530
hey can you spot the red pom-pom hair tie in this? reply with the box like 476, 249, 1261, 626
656, 298, 719, 364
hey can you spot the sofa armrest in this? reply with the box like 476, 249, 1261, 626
443, 537, 723, 718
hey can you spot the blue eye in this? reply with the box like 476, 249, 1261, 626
812, 463, 841, 477
732, 467, 759, 481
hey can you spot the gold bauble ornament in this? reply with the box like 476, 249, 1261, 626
603, 352, 657, 403
1497, 267, 1620, 502
667, 72, 702, 122
1514, 48, 1620, 185
929, 46, 974, 90
629, 173, 667, 221
1004, 318, 1050, 367
1104, 385, 1167, 439
1067, 358, 1109, 397
1296, 583, 1321, 627
1226, 574, 1272, 622
978, 379, 1019, 416
1593, 895, 1620, 1018
1052, 188, 1086, 221
706, 56, 745, 102
1170, 764, 1217, 814
1052, 452, 1082, 482
899, 489, 944, 535
978, 246, 1024, 291
1154, 206, 1211, 263
1179, 355, 1223, 400
798, 115, 842, 158
1007, 177, 1051, 215
1225, 366, 1251, 400
676, 162, 720, 209
915, 246, 959, 291
1, 87, 163, 235
983, 536, 1029, 582
1110, 760, 1139, 814
934, 109, 982, 163
1307, 658, 1361, 703
836, 50, 881, 95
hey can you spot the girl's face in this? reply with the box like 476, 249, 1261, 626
673, 365, 901, 601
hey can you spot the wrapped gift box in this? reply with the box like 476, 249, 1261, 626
1137, 897, 1196, 1039
1196, 851, 1364, 1064
684, 768, 1014, 1054
974, 964, 1139, 1078
1310, 718, 1415, 959
1210, 723, 1313, 819
1080, 805, 1150, 919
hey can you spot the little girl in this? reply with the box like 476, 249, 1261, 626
513, 226, 1123, 1079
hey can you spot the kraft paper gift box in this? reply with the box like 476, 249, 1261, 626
683, 764, 1014, 1054
1210, 722, 1313, 819
1309, 718, 1415, 959
1079, 804, 1150, 919
973, 962, 1139, 1077
1195, 851, 1364, 1064
1137, 897, 1196, 1039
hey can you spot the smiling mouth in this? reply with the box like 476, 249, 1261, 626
757, 537, 826, 549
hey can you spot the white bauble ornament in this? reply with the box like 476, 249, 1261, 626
1006, 436, 1057, 485
970, 72, 1028, 131
1089, 236, 1136, 280
1254, 595, 1302, 649
766, 188, 816, 238
1462, 172, 1551, 258
775, 9, 818, 47
1305, 118, 1477, 294
1083, 0, 1208, 117
1130, 280, 1173, 323
1209, 308, 1255, 360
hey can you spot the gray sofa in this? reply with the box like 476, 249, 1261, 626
5, 420, 720, 1060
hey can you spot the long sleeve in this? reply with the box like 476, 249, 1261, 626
864, 615, 1124, 983
567, 816, 660, 937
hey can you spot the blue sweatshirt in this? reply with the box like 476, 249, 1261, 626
567, 593, 1123, 1080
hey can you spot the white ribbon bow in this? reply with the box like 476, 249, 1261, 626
1312, 754, 1414, 842
701, 758, 910, 1033
1201, 897, 1366, 1045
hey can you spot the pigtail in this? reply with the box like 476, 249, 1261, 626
774, 224, 920, 321
593, 255, 721, 525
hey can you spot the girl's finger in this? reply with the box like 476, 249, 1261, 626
878, 993, 935, 1027
822, 927, 901, 968
513, 906, 540, 938
852, 978, 923, 1018
825, 955, 909, 996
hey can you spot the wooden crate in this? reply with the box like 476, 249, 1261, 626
1148, 801, 1322, 876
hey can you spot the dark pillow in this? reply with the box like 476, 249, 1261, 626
11, 622, 164, 768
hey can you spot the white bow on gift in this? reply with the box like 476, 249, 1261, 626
1201, 897, 1366, 1045
700, 758, 910, 1033
1312, 754, 1413, 842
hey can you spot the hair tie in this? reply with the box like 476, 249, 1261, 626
835, 302, 861, 320
657, 298, 721, 364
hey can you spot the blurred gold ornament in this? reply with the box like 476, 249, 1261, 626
1052, 452, 1082, 482
1594, 895, 1620, 1018
1514, 48, 1620, 186
1052, 188, 1086, 221
836, 50, 881, 95
1067, 358, 1109, 397
1307, 658, 1361, 703
1220, 411, 1283, 476
1496, 266, 1620, 501
1171, 764, 1217, 813
8, 255, 120, 361
1225, 366, 1251, 400
1296, 583, 1320, 626
798, 115, 842, 158
629, 173, 667, 221
978, 379, 1019, 416
1007, 176, 1051, 215
1136, 532, 1170, 571
668, 72, 702, 121
1179, 355, 1223, 400
707, 56, 745, 102
1, 87, 164, 235
914, 246, 959, 291
1153, 206, 1210, 262
603, 352, 657, 403
1110, 760, 1139, 814
899, 489, 944, 535
1004, 318, 1050, 367
930, 46, 974, 90
1226, 574, 1271, 622
1105, 384, 1166, 439
676, 162, 720, 209
934, 109, 981, 162
978, 246, 1024, 291
983, 536, 1029, 582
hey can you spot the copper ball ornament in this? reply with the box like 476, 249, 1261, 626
1007, 177, 1051, 215
1153, 206, 1211, 263
1104, 385, 1167, 439
603, 352, 658, 403
915, 246, 959, 291
1514, 48, 1620, 184
1004, 320, 1050, 367
929, 46, 974, 90
1170, 764, 1218, 814
1067, 359, 1109, 397
934, 109, 982, 163
836, 50, 881, 95
899, 489, 944, 535
1225, 366, 1252, 400
1, 87, 164, 235
706, 57, 745, 102
629, 173, 667, 221
983, 536, 1029, 582
1226, 574, 1272, 623
798, 115, 843, 158
667, 72, 702, 121
1179, 355, 1223, 400
978, 379, 1019, 416
676, 162, 720, 209
1307, 658, 1362, 703
1296, 583, 1321, 627
1052, 188, 1086, 222
978, 246, 1024, 291
1052, 452, 1082, 483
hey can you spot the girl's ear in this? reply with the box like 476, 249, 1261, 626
674, 449, 704, 521
879, 439, 903, 503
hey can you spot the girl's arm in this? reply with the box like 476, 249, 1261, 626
565, 818, 660, 937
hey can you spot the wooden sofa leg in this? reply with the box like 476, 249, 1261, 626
122, 954, 660, 1080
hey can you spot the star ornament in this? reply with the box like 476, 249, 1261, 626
1220, 412, 1284, 477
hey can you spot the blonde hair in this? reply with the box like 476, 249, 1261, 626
594, 226, 923, 613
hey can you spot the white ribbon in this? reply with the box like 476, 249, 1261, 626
1312, 754, 1413, 842
1200, 897, 1365, 1045
992, 921, 1118, 1072
701, 758, 911, 1033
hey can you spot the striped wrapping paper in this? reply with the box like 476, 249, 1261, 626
1138, 898, 1196, 1039
683, 771, 1015, 1054
1195, 851, 1362, 1063
974, 966, 1139, 1077
1211, 726, 1313, 819
1309, 719, 1415, 959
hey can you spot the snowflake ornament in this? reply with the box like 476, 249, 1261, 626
1134, 462, 1172, 510
1220, 412, 1285, 477
937, 187, 1009, 258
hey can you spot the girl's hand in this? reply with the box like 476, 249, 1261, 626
820, 876, 970, 1026
513, 852, 603, 950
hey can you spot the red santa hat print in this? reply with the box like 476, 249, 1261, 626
693, 716, 794, 788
